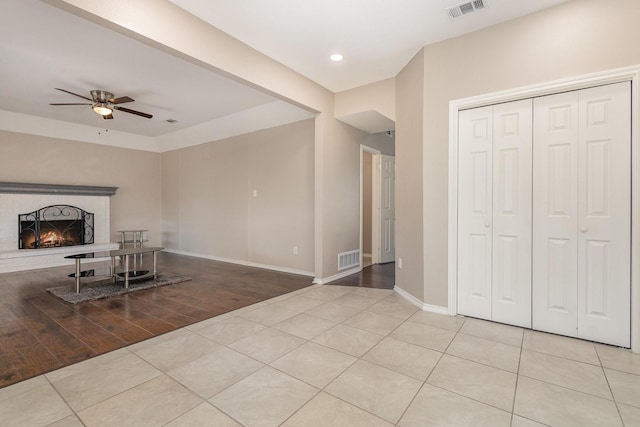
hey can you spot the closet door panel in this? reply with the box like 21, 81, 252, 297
577, 82, 631, 347
492, 99, 533, 327
458, 106, 493, 319
533, 91, 579, 337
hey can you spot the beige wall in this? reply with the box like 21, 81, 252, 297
0, 130, 162, 245
395, 50, 425, 301
177, 139, 249, 260
319, 120, 369, 276
364, 132, 395, 156
396, 0, 640, 306
335, 78, 396, 121
161, 120, 315, 273
247, 121, 314, 271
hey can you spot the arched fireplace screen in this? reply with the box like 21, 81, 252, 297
18, 205, 94, 249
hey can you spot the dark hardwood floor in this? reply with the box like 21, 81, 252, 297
328, 262, 395, 289
0, 252, 394, 388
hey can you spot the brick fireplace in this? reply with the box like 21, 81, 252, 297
0, 182, 120, 273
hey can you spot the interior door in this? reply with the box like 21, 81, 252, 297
491, 99, 533, 328
457, 106, 493, 319
576, 82, 631, 347
533, 82, 631, 346
532, 90, 580, 338
378, 155, 395, 263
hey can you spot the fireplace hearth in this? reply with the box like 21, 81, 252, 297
19, 205, 94, 249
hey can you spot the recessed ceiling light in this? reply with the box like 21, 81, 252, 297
330, 53, 344, 62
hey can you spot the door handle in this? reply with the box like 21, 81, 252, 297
580, 226, 588, 233
484, 221, 491, 228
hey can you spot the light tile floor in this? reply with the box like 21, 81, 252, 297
1, 284, 640, 426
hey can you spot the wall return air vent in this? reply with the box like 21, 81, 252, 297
446, 0, 486, 19
338, 249, 360, 271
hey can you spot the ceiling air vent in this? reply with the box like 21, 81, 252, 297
446, 0, 486, 19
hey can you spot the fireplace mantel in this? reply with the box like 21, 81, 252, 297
0, 182, 118, 196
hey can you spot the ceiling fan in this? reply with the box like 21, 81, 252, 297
49, 88, 153, 120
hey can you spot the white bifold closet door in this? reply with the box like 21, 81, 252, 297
533, 82, 631, 347
457, 99, 533, 328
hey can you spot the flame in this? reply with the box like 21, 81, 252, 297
40, 230, 62, 244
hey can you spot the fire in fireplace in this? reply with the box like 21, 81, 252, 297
18, 205, 94, 249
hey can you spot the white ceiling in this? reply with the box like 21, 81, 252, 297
0, 0, 288, 138
0, 0, 569, 141
169, 0, 570, 92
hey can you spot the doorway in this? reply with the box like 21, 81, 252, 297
360, 144, 396, 269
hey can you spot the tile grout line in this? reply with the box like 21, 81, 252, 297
213, 285, 394, 425
267, 294, 531, 424
274, 286, 416, 424
50, 348, 168, 419
393, 327, 453, 424
510, 334, 524, 426
596, 345, 628, 427
42, 374, 80, 426
418, 319, 525, 419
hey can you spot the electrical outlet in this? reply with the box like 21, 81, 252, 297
252, 189, 258, 197
293, 246, 299, 255
398, 257, 403, 269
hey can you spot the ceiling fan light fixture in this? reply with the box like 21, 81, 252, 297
92, 102, 113, 116
51, 88, 152, 119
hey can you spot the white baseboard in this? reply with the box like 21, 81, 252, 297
394, 286, 423, 309
163, 248, 315, 277
422, 302, 450, 315
394, 286, 449, 315
313, 266, 361, 285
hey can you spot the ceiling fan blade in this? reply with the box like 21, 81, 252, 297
113, 106, 153, 119
54, 88, 92, 101
103, 114, 114, 120
49, 103, 92, 106
109, 96, 134, 104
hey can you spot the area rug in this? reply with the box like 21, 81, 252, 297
47, 273, 192, 304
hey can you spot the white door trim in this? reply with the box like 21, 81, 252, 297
361, 145, 382, 267
448, 65, 640, 352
